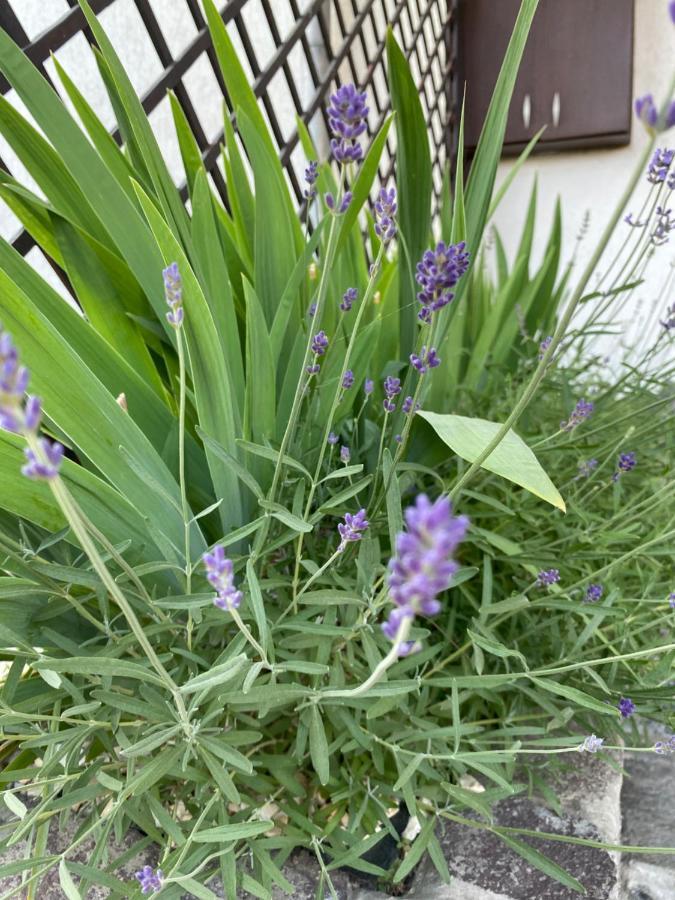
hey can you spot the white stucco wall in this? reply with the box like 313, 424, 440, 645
490, 0, 675, 358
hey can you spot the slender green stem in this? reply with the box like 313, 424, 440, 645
318, 615, 411, 700
29, 437, 191, 733
176, 329, 195, 648
229, 607, 269, 665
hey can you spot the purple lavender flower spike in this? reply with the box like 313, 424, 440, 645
666, 101, 675, 130
340, 445, 351, 464
21, 439, 64, 481
415, 241, 470, 321
338, 192, 352, 214
669, 592, 675, 609
341, 369, 354, 390
635, 94, 658, 129
584, 583, 603, 604
383, 375, 401, 412
340, 288, 357, 312
328, 432, 339, 445
328, 84, 369, 165
364, 378, 374, 396
308, 301, 317, 318
648, 148, 674, 183
337, 508, 369, 551
560, 398, 594, 432
311, 331, 329, 356
387, 495, 469, 619
203, 546, 243, 611
410, 346, 441, 374
538, 335, 552, 360
304, 160, 318, 199
578, 734, 604, 753
577, 458, 598, 479
135, 865, 163, 895
402, 395, 420, 415
0, 326, 33, 433
325, 192, 335, 211
670, 0, 675, 24
618, 697, 635, 718
536, 568, 560, 587
661, 303, 675, 330
306, 363, 320, 375
612, 451, 637, 481
163, 262, 183, 329
374, 186, 397, 244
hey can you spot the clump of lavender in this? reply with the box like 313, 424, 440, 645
578, 734, 604, 753
618, 697, 635, 718
635, 94, 658, 129
584, 583, 603, 604
1, 327, 63, 481
654, 734, 675, 754
327, 84, 369, 165
163, 262, 183, 328
304, 160, 318, 200
383, 376, 401, 412
382, 495, 468, 648
337, 508, 369, 552
560, 398, 594, 432
135, 865, 163, 895
612, 451, 636, 481
410, 346, 440, 374
647, 148, 674, 183
538, 335, 552, 360
341, 370, 354, 390
374, 186, 397, 244
415, 241, 470, 323
536, 568, 560, 588
577, 458, 598, 479
203, 546, 243, 611
340, 287, 357, 312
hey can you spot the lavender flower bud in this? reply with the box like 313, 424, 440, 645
374, 186, 397, 244
21, 438, 64, 481
669, 592, 675, 609
383, 375, 401, 412
135, 866, 163, 895
584, 583, 603, 604
311, 331, 329, 356
612, 451, 637, 481
578, 734, 604, 753
163, 262, 183, 329
560, 398, 594, 432
635, 94, 658, 129
402, 395, 420, 415
340, 445, 350, 464
538, 335, 552, 360
338, 192, 352, 214
654, 734, 675, 754
306, 363, 320, 375
203, 545, 243, 611
536, 568, 560, 587
23, 396, 42, 432
1, 326, 31, 432
618, 697, 635, 718
337, 507, 369, 551
341, 369, 354, 390
647, 148, 674, 183
670, 0, 675, 24
308, 301, 317, 318
387, 494, 468, 618
381, 604, 414, 640
364, 378, 374, 396
415, 241, 470, 321
410, 346, 440, 374
328, 84, 369, 164
577, 458, 598, 478
340, 288, 357, 312
304, 160, 318, 199
328, 432, 339, 445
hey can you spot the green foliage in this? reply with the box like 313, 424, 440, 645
0, 2, 673, 897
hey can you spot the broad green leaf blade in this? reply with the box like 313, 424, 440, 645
133, 181, 244, 534
192, 822, 272, 843
243, 279, 275, 448
419, 412, 566, 511
169, 90, 205, 198
387, 29, 432, 357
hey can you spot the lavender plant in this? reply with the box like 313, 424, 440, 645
0, 0, 673, 897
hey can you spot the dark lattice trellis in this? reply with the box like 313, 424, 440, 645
0, 0, 457, 262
